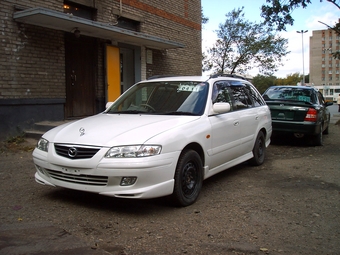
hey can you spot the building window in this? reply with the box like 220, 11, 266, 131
322, 77, 325, 81
63, 1, 95, 20
116, 17, 140, 32
322, 64, 325, 67
329, 71, 332, 74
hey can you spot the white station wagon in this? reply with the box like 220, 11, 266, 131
33, 74, 272, 206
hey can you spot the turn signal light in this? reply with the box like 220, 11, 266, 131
304, 108, 317, 122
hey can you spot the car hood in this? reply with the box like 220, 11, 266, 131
42, 113, 200, 147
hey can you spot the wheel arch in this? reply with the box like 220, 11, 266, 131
180, 142, 205, 167
258, 127, 267, 142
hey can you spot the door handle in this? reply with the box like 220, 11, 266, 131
71, 70, 76, 86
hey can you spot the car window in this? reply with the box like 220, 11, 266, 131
212, 81, 232, 103
263, 87, 316, 104
229, 85, 253, 110
107, 81, 209, 115
317, 92, 325, 105
248, 84, 265, 107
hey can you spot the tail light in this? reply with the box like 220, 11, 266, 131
304, 108, 317, 122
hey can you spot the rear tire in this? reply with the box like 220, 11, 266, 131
323, 124, 329, 135
313, 124, 323, 146
171, 150, 203, 207
249, 131, 266, 166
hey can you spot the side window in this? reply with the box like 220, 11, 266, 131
212, 81, 232, 105
317, 92, 325, 105
248, 84, 265, 107
230, 85, 253, 110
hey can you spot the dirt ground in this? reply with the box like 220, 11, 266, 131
0, 124, 339, 255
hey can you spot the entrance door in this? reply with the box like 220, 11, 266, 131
106, 46, 135, 102
65, 34, 96, 118
120, 48, 135, 93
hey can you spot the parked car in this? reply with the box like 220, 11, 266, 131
33, 74, 272, 206
262, 85, 333, 146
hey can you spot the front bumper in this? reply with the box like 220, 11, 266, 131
33, 147, 179, 199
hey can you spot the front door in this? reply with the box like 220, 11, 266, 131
65, 34, 96, 118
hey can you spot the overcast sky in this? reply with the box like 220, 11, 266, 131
201, 0, 339, 78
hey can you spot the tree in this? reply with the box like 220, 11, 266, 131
201, 7, 209, 25
252, 74, 277, 94
275, 73, 305, 85
203, 7, 289, 75
261, 0, 340, 31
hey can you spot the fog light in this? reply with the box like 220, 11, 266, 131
36, 165, 46, 175
120, 177, 137, 186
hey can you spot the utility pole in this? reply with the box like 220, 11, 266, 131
297, 30, 308, 85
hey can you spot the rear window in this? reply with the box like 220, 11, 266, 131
263, 87, 316, 104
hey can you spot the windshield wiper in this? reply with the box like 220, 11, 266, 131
107, 110, 147, 114
163, 111, 196, 116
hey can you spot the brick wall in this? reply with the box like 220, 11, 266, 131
0, 0, 202, 139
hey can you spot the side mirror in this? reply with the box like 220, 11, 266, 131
106, 102, 113, 109
213, 102, 231, 114
325, 101, 333, 107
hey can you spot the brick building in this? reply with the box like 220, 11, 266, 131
309, 24, 340, 102
0, 0, 202, 139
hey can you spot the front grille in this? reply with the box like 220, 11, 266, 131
55, 144, 101, 159
46, 169, 108, 186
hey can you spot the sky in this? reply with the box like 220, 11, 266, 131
201, 0, 339, 78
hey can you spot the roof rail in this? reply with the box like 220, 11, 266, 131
210, 73, 246, 80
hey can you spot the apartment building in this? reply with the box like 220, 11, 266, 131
310, 23, 340, 102
0, 0, 202, 139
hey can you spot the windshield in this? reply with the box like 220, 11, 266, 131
106, 81, 209, 115
263, 87, 317, 104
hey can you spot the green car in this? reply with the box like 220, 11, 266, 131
262, 86, 333, 146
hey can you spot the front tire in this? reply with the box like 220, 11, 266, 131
171, 150, 203, 207
249, 131, 266, 166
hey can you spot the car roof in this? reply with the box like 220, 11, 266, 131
144, 76, 209, 82
268, 85, 317, 91
143, 74, 251, 84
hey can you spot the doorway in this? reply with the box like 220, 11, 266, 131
106, 46, 136, 102
65, 33, 96, 118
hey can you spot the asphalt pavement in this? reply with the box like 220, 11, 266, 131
1, 103, 339, 255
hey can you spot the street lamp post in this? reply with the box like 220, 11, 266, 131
297, 30, 308, 85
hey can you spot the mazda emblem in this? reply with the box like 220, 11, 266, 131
79, 127, 85, 136
68, 147, 78, 158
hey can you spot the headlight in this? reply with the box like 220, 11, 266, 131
105, 145, 161, 158
37, 138, 49, 152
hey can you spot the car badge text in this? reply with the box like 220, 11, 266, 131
79, 127, 85, 136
